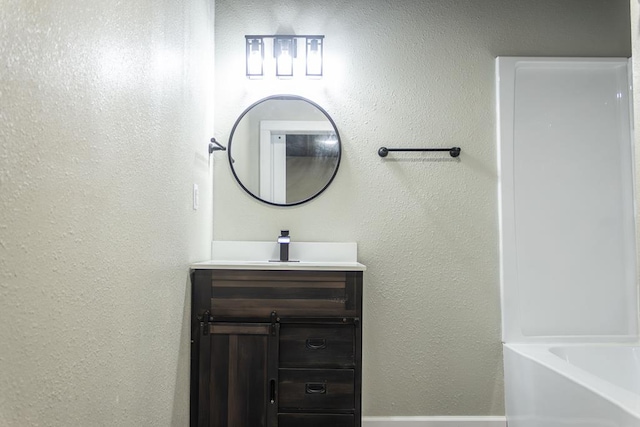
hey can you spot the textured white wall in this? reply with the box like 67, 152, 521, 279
0, 1, 214, 426
214, 0, 631, 416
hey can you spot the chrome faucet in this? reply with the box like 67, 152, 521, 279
278, 230, 290, 262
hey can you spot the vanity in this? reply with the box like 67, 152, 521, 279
190, 242, 365, 427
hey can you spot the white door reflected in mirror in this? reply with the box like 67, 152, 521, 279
259, 120, 337, 204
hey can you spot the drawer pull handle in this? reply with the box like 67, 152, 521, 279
305, 338, 327, 350
305, 383, 327, 394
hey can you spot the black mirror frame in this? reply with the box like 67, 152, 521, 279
227, 94, 342, 207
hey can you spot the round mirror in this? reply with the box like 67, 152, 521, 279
228, 95, 341, 206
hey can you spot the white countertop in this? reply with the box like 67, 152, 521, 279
190, 241, 366, 271
190, 260, 366, 271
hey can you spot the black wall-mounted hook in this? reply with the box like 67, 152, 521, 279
209, 138, 227, 154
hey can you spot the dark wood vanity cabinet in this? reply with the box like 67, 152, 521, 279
190, 269, 363, 427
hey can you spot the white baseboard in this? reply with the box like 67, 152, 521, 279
362, 416, 507, 427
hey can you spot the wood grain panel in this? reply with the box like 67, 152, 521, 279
210, 325, 271, 427
278, 413, 355, 427
229, 335, 268, 426
210, 334, 229, 427
279, 324, 355, 368
192, 270, 212, 427
212, 280, 346, 289
210, 270, 347, 282
211, 298, 356, 318
213, 286, 347, 299
278, 368, 355, 411
207, 269, 359, 320
211, 324, 270, 335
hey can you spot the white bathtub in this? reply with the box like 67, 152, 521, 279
503, 343, 640, 427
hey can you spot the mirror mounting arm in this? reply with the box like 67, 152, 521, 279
209, 138, 227, 154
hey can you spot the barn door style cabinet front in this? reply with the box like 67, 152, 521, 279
190, 267, 364, 427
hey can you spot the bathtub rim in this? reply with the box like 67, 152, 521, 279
504, 342, 640, 419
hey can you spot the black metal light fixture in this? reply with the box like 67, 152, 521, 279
245, 35, 324, 79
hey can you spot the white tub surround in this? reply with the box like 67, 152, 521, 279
550, 345, 640, 393
504, 344, 640, 426
191, 240, 366, 271
497, 57, 637, 344
497, 57, 638, 427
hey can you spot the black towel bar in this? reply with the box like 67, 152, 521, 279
378, 146, 461, 158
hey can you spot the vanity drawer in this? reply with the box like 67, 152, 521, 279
278, 413, 354, 427
278, 368, 354, 411
208, 270, 360, 318
280, 324, 355, 368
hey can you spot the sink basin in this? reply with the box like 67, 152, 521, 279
190, 241, 366, 271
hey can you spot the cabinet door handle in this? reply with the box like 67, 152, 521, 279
305, 338, 327, 350
305, 383, 327, 394
269, 379, 276, 404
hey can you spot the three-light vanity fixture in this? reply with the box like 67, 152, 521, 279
245, 35, 324, 78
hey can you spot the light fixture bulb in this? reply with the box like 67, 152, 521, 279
245, 37, 264, 78
275, 37, 295, 78
305, 37, 323, 77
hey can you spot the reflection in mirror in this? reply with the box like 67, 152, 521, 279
228, 95, 341, 206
